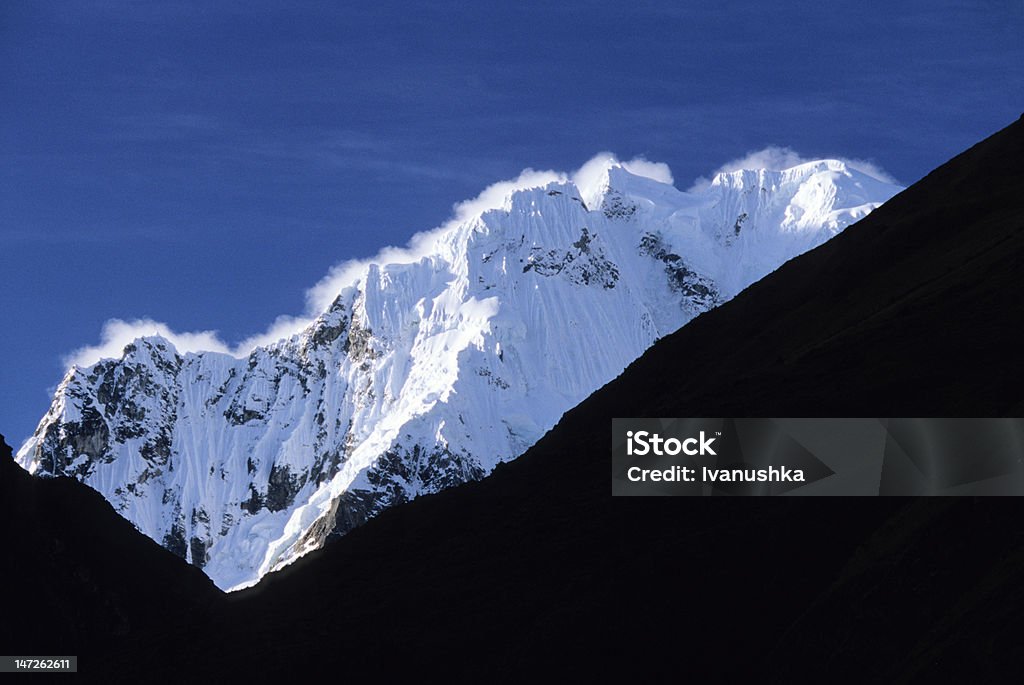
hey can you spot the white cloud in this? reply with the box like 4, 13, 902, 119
452, 167, 567, 223
716, 146, 811, 175
64, 318, 232, 368
688, 145, 898, 191
570, 151, 617, 207
571, 152, 675, 208
835, 158, 898, 185
621, 156, 674, 185
233, 314, 314, 353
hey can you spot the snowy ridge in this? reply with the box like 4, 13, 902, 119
17, 157, 901, 589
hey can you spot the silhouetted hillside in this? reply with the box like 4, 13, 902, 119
213, 115, 1024, 680
0, 434, 218, 672
537, 112, 1024, 680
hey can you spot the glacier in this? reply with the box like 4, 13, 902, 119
16, 156, 901, 590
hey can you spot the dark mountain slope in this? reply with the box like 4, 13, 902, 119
199, 116, 1023, 680
0, 435, 219, 671
3, 115, 1022, 681
532, 113, 1024, 680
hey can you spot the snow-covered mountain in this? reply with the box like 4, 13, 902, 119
16, 157, 901, 590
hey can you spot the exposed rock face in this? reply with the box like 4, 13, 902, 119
17, 158, 900, 589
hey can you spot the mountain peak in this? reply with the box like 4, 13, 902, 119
710, 158, 899, 193
130, 334, 177, 351
571, 156, 676, 211
17, 149, 902, 590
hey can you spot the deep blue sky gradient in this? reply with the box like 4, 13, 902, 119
2, 1, 1022, 443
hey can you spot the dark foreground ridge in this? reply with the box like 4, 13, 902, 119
2, 115, 1023, 681
0, 434, 219, 667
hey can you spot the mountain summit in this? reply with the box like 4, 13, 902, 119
16, 157, 900, 589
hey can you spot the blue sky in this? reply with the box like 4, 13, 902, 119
2, 0, 1022, 444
